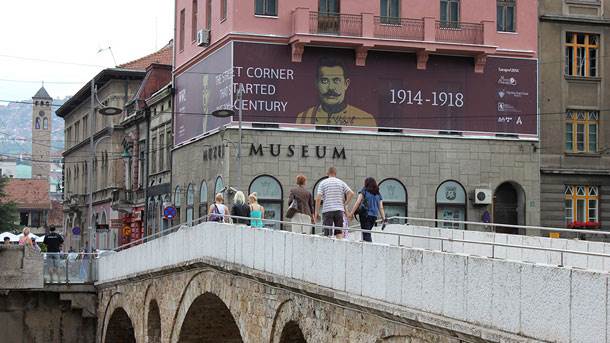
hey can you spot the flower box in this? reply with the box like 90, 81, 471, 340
567, 221, 600, 229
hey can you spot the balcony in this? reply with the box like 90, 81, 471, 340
291, 8, 499, 72
373, 17, 424, 41
309, 12, 363, 37
435, 21, 483, 45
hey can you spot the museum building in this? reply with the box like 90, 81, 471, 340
171, 0, 540, 232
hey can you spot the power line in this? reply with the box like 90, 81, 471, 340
0, 78, 84, 85
0, 54, 106, 68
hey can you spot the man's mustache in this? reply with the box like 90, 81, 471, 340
323, 90, 341, 97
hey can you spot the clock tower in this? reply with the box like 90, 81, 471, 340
32, 85, 52, 179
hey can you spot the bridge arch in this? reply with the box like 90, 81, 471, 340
270, 300, 308, 343
101, 292, 139, 343
170, 270, 246, 343
279, 321, 307, 343
143, 282, 163, 342
147, 300, 162, 343
105, 307, 136, 343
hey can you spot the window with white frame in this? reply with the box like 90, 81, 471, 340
565, 185, 599, 225
565, 110, 598, 153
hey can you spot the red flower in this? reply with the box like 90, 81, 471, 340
568, 221, 600, 229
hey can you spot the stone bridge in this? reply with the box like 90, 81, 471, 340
97, 222, 610, 343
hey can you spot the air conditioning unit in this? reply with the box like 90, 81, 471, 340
196, 29, 210, 46
474, 189, 492, 205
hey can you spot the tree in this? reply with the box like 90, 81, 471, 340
0, 176, 18, 232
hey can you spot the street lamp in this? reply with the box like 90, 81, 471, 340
210, 87, 243, 191
87, 79, 123, 253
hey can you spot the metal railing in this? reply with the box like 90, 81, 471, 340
374, 17, 424, 41
309, 12, 362, 37
396, 216, 610, 239
106, 214, 610, 273
42, 252, 97, 284
435, 21, 484, 45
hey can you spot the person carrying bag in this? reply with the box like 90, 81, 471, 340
349, 177, 385, 242
287, 174, 314, 234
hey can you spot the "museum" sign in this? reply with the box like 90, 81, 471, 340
249, 143, 346, 159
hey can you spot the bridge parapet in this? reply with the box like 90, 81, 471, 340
98, 222, 608, 342
0, 245, 43, 289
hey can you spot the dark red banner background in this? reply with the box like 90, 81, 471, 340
233, 42, 537, 135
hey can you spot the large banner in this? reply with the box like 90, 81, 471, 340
174, 43, 233, 145
174, 41, 537, 145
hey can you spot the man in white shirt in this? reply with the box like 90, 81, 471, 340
314, 167, 354, 239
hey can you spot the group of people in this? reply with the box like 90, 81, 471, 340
304, 166, 386, 242
206, 167, 385, 242
207, 191, 265, 228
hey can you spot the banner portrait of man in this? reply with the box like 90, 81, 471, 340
296, 58, 376, 127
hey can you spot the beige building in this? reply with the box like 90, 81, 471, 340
57, 68, 145, 251
145, 82, 173, 236
539, 0, 610, 233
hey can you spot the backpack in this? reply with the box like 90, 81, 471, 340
209, 204, 223, 222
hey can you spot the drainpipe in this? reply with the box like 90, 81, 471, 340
144, 107, 151, 239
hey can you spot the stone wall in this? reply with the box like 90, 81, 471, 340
0, 289, 96, 343
96, 222, 606, 342
172, 127, 540, 226
0, 245, 43, 289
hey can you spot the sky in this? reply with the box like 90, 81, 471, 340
0, 0, 174, 103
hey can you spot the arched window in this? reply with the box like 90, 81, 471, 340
186, 183, 194, 225
249, 175, 283, 229
174, 186, 182, 224
43, 117, 48, 129
199, 180, 208, 220
436, 180, 467, 230
379, 178, 408, 224
35, 118, 41, 129
214, 176, 224, 196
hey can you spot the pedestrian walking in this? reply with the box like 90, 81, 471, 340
287, 174, 314, 234
208, 193, 230, 223
349, 177, 385, 242
43, 225, 64, 282
231, 191, 250, 225
248, 193, 265, 228
314, 167, 354, 239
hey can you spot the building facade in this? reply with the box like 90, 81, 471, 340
145, 82, 173, 236
172, 0, 540, 232
4, 179, 51, 235
120, 63, 172, 244
539, 0, 610, 233
57, 69, 146, 251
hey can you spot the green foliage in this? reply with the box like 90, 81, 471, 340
0, 176, 18, 232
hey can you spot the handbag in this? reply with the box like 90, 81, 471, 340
286, 198, 298, 219
357, 190, 369, 221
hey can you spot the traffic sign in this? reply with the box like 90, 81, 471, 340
122, 226, 132, 237
164, 206, 177, 220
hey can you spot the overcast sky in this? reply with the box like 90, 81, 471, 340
0, 0, 174, 103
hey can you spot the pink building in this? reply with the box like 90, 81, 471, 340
175, 0, 536, 73
170, 1, 541, 232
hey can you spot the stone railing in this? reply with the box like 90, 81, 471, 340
98, 222, 608, 342
0, 245, 43, 289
